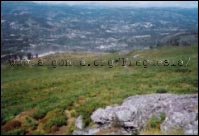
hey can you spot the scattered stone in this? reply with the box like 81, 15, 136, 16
75, 115, 83, 129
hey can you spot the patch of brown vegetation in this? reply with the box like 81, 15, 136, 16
2, 120, 21, 132
14, 108, 35, 121
49, 125, 59, 133
1, 108, 36, 134
39, 117, 48, 124
77, 97, 86, 104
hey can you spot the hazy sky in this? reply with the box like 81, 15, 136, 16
34, 1, 198, 8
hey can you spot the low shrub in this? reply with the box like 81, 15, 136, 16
156, 89, 167, 94
146, 112, 166, 129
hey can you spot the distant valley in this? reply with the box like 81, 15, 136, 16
1, 2, 198, 56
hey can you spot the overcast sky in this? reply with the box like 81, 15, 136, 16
34, 1, 198, 8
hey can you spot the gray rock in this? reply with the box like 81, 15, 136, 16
72, 125, 108, 135
91, 94, 198, 135
72, 125, 135, 135
75, 115, 83, 129
184, 121, 198, 135
72, 130, 87, 135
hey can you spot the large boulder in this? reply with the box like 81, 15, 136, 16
91, 94, 198, 134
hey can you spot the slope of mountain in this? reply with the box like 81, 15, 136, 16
1, 45, 198, 135
1, 1, 198, 55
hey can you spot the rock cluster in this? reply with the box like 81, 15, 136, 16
91, 94, 198, 135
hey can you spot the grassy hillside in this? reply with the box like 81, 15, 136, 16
1, 45, 198, 134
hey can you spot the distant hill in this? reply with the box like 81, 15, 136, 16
1, 1, 198, 55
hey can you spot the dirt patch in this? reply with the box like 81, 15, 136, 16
2, 108, 35, 133
2, 120, 21, 132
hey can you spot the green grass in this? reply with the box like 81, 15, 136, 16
146, 113, 166, 129
1, 45, 198, 134
43, 108, 67, 131
140, 112, 166, 135
23, 116, 38, 130
2, 128, 26, 135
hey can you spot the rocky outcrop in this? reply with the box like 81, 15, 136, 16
73, 124, 137, 135
91, 94, 198, 135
